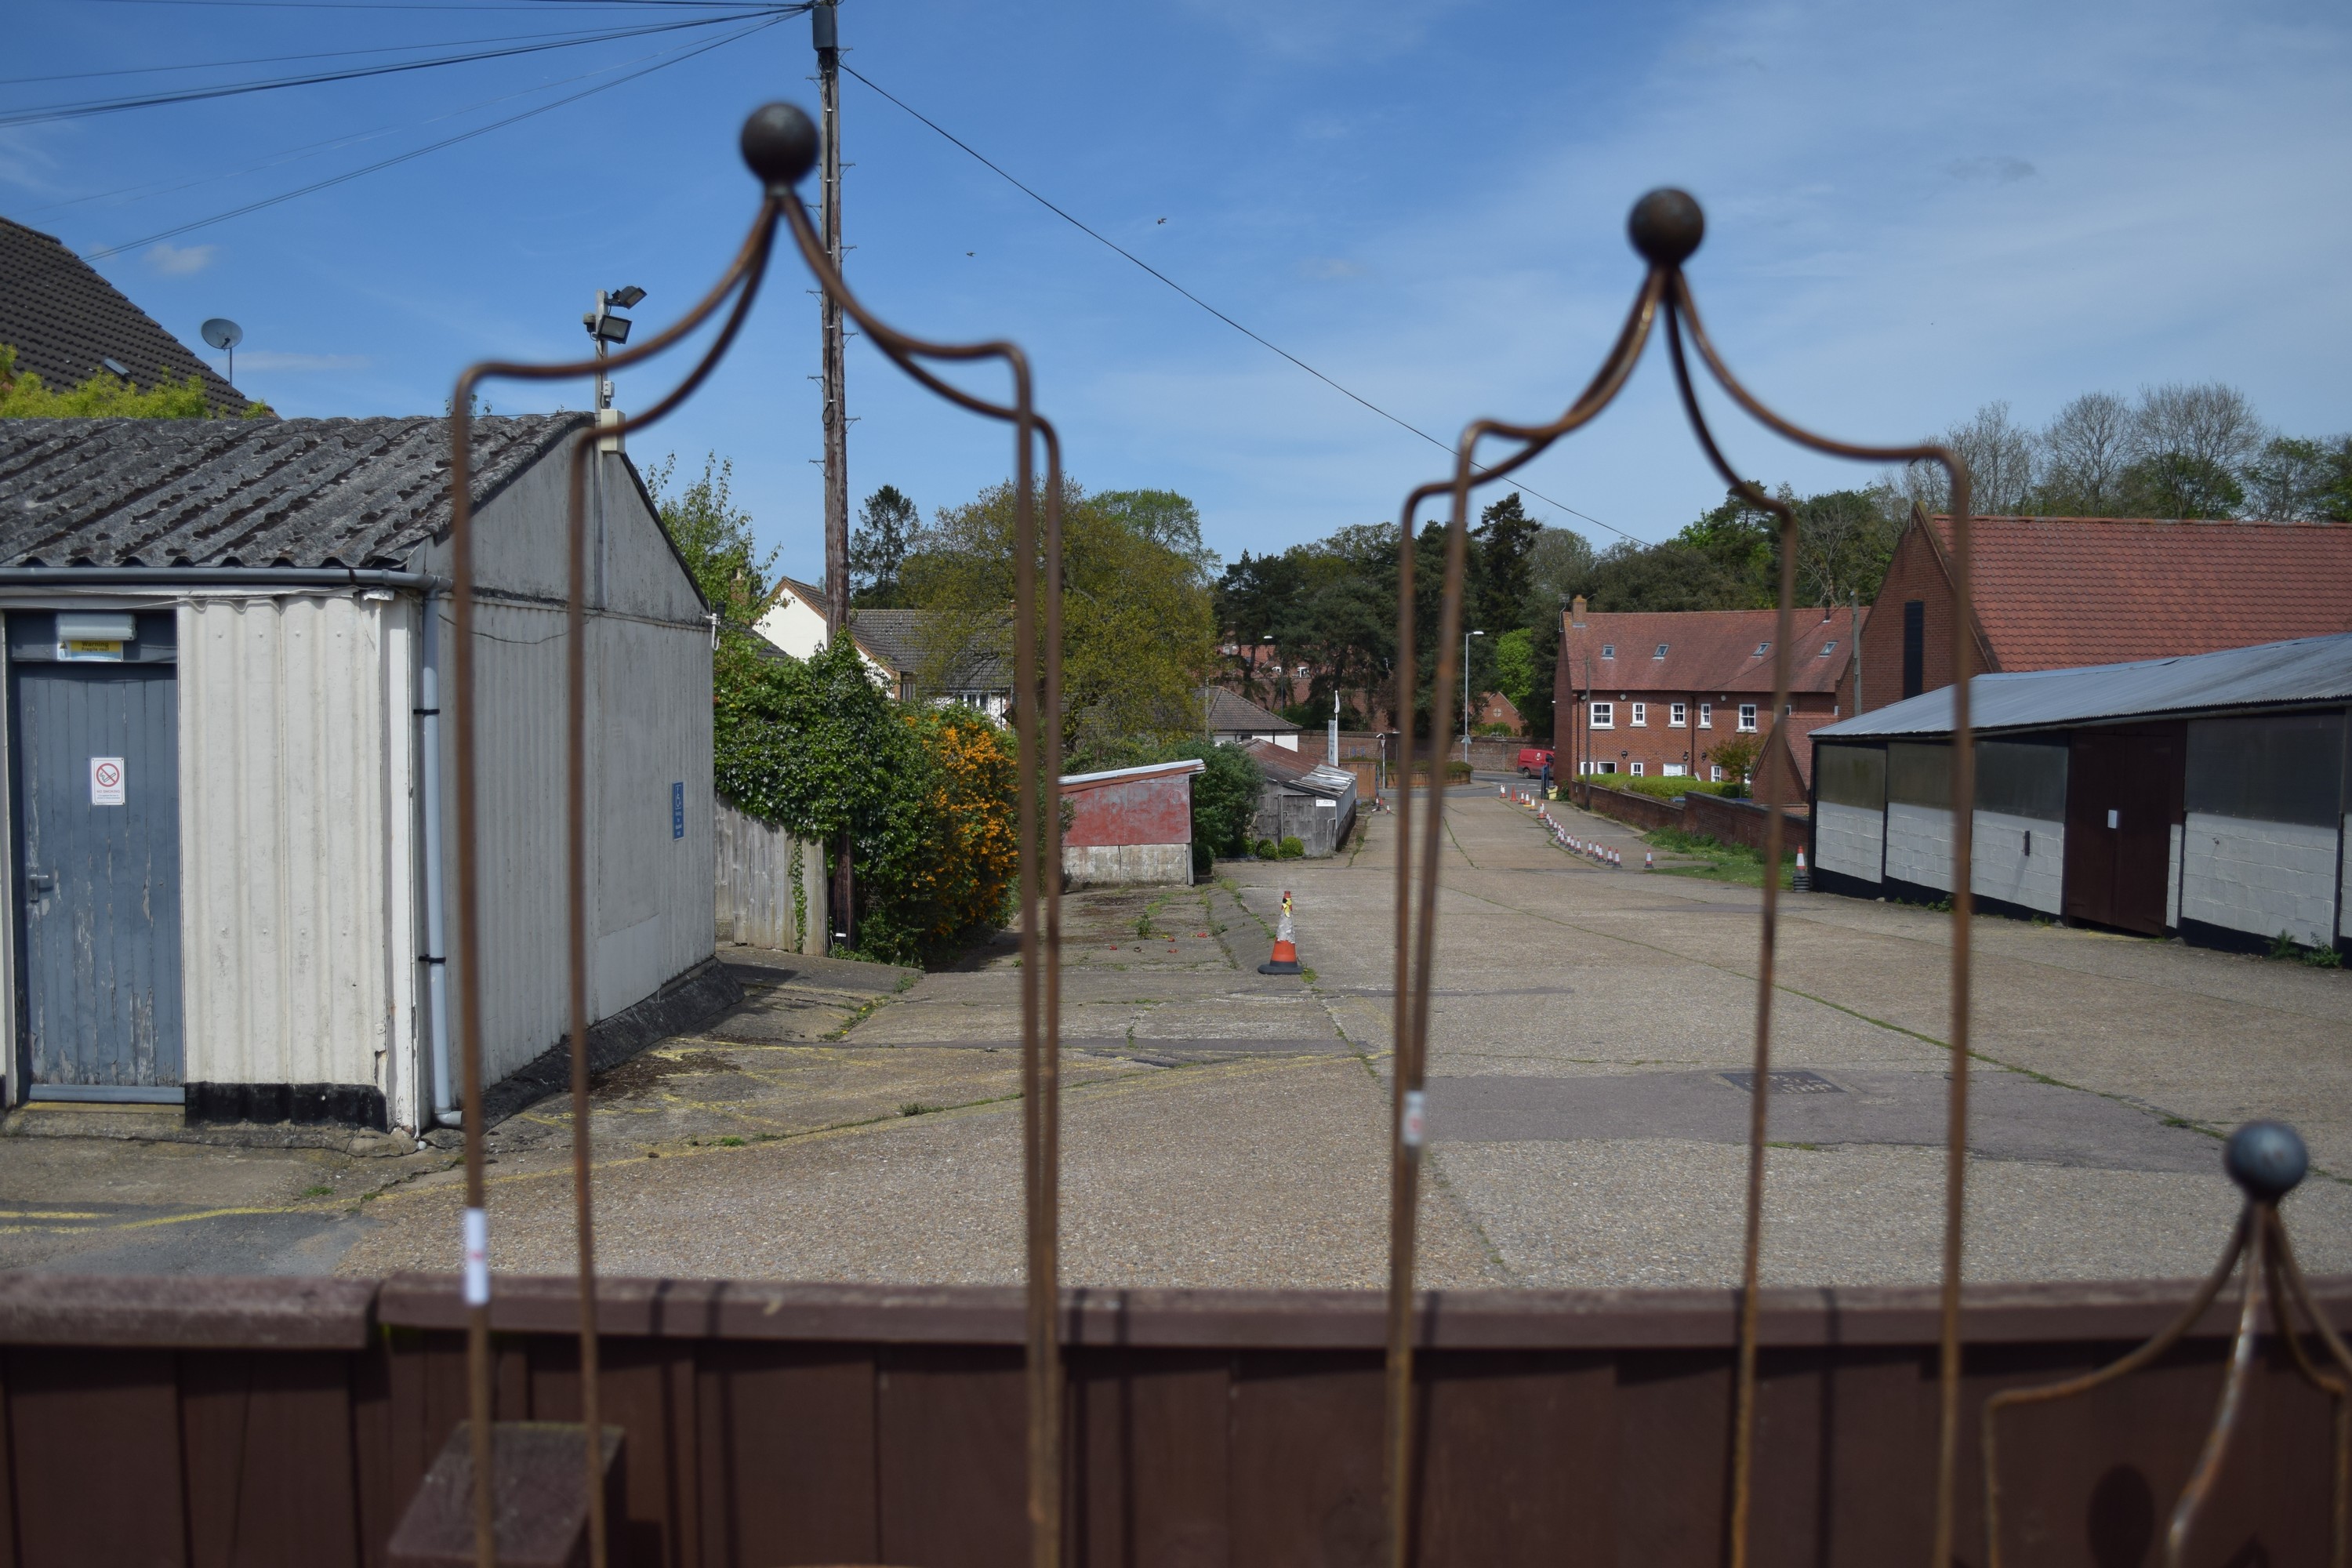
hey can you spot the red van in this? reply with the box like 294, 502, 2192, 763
1515, 746, 1555, 777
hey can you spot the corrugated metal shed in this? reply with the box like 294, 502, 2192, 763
1815, 633, 2352, 740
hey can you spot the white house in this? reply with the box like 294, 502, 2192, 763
0, 415, 719, 1136
753, 582, 1012, 720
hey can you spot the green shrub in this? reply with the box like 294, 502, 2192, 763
1447, 760, 1472, 782
1254, 837, 1279, 859
1579, 772, 1735, 801
1279, 836, 1305, 859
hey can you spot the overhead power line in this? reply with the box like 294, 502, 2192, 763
0, 17, 752, 89
85, 15, 780, 259
838, 62, 1640, 546
2, 6, 797, 127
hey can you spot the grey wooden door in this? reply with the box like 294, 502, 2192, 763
13, 663, 183, 1094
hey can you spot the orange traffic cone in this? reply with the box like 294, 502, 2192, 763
1259, 889, 1303, 975
1644, 850, 1653, 871
1794, 848, 1811, 891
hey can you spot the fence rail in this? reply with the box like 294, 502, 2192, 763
0, 1270, 2340, 1566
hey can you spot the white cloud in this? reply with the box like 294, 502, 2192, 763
145, 241, 216, 275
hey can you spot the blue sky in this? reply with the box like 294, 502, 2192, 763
7, 0, 2349, 581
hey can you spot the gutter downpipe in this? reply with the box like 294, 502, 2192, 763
419, 586, 457, 1128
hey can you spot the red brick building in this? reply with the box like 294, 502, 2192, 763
1553, 601, 1864, 801
1860, 510, 2352, 713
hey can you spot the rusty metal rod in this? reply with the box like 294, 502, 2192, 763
1379, 268, 1665, 1568
449, 171, 782, 1568
764, 105, 1070, 1566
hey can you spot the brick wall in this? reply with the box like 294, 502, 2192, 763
1685, 791, 1809, 855
1570, 781, 1684, 833
1858, 521, 1997, 713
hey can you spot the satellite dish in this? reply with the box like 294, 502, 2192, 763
200, 318, 242, 351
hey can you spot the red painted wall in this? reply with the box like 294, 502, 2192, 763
1062, 771, 1195, 848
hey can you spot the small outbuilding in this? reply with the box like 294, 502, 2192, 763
1809, 633, 2352, 953
1243, 739, 1357, 856
1205, 688, 1299, 750
1060, 759, 1203, 887
0, 416, 720, 1134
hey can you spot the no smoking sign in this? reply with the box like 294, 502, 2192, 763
89, 757, 125, 807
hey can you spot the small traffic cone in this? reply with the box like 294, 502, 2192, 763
1794, 848, 1811, 892
1258, 889, 1303, 975
1645, 850, 1653, 871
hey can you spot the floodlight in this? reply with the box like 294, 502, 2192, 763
590, 314, 632, 344
607, 285, 646, 309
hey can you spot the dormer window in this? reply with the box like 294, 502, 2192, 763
1654, 643, 1668, 658
1599, 643, 1615, 659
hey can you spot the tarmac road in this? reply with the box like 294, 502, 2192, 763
5, 791, 2348, 1288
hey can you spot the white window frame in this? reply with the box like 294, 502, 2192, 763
1737, 702, 1759, 733
1711, 765, 1724, 782
1669, 702, 1687, 728
1664, 763, 1686, 778
1589, 701, 1614, 729
1631, 761, 1645, 777
1698, 702, 1712, 728
1595, 760, 1617, 775
1630, 702, 1647, 728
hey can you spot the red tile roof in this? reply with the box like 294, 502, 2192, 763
1563, 607, 1862, 696
1926, 516, 2352, 671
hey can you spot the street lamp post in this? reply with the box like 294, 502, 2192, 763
1462, 629, 1484, 765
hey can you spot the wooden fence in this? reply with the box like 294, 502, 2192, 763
713, 796, 828, 955
0, 1271, 2339, 1566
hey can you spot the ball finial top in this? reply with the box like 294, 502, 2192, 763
1628, 188, 1704, 267
2225, 1120, 2308, 1203
741, 102, 818, 191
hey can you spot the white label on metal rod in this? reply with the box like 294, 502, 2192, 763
463, 1207, 490, 1306
1401, 1089, 1427, 1150
89, 757, 125, 807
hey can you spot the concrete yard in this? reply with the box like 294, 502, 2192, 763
3, 788, 2348, 1288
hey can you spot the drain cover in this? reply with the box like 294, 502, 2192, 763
1720, 1069, 1843, 1094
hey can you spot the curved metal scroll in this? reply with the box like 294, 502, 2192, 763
445, 101, 1067, 1568
1983, 1122, 2349, 1568
1378, 190, 1973, 1568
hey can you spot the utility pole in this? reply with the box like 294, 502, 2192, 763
814, 0, 854, 949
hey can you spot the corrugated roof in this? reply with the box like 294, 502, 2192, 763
1, 217, 249, 410
1243, 739, 1352, 798
1924, 514, 2352, 670
0, 415, 586, 567
1816, 632, 2352, 739
1563, 606, 1860, 695
1059, 759, 1206, 789
1207, 686, 1298, 732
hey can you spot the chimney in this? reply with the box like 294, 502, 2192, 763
1570, 594, 1587, 629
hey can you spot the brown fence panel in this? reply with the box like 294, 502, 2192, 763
0, 1275, 2345, 1566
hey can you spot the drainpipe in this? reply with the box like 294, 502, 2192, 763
418, 589, 457, 1127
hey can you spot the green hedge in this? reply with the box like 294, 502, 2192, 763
1578, 772, 1742, 801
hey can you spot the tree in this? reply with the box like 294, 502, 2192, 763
646, 453, 775, 626
2245, 435, 2352, 523
1794, 488, 1900, 607
0, 344, 267, 419
1708, 732, 1762, 793
1581, 539, 1759, 612
1097, 489, 1214, 568
1523, 526, 1594, 623
848, 485, 920, 607
906, 477, 1217, 753
1472, 492, 1542, 639
1489, 627, 1540, 728
2038, 391, 2134, 513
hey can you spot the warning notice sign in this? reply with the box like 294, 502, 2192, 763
90, 757, 125, 807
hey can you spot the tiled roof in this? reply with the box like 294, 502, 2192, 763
0, 218, 249, 410
1206, 686, 1298, 733
831, 601, 1010, 691
0, 415, 586, 567
1923, 515, 2352, 670
1563, 606, 1861, 695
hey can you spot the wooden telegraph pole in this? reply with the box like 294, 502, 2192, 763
815, 0, 854, 949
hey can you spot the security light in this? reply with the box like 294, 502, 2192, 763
589, 314, 632, 344
607, 285, 647, 309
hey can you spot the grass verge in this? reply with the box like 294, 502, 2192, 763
1641, 826, 1791, 889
